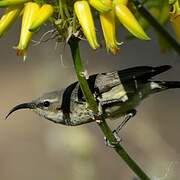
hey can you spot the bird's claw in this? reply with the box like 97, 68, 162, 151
104, 130, 122, 148
112, 130, 122, 143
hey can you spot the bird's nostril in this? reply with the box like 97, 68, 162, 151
56, 106, 62, 111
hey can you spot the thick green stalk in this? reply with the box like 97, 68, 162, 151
58, 0, 65, 19
68, 37, 98, 113
68, 37, 150, 180
61, 0, 70, 18
133, 0, 180, 55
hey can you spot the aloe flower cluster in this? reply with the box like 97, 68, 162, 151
0, 0, 54, 58
0, 0, 179, 58
74, 0, 150, 54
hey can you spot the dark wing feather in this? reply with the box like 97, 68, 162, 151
73, 65, 172, 102
118, 65, 171, 82
89, 65, 172, 94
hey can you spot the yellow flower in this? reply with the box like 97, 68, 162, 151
29, 4, 54, 32
171, 14, 180, 41
89, 0, 112, 13
0, 6, 22, 37
100, 10, 122, 54
170, 0, 180, 41
74, 1, 99, 49
17, 2, 39, 57
0, 0, 30, 8
115, 4, 150, 40
113, 0, 128, 6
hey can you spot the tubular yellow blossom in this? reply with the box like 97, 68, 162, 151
100, 10, 121, 54
115, 4, 150, 40
89, 0, 112, 13
170, 0, 180, 41
0, 6, 22, 37
17, 2, 39, 56
74, 1, 99, 49
113, 0, 128, 6
29, 4, 54, 32
0, 0, 30, 8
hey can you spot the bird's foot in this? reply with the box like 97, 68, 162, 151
104, 130, 123, 148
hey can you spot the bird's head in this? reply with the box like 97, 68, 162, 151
6, 91, 65, 124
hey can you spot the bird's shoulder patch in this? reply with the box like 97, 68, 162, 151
95, 72, 121, 93
97, 84, 128, 105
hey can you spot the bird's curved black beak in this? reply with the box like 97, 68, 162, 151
5, 102, 36, 120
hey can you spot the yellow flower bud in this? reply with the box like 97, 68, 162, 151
74, 1, 100, 49
0, 6, 22, 37
17, 2, 39, 57
171, 14, 180, 41
0, 0, 30, 8
29, 4, 54, 32
115, 4, 150, 40
170, 0, 180, 41
100, 10, 122, 54
113, 0, 128, 6
89, 0, 112, 13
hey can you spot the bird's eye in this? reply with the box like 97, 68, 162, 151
43, 101, 50, 107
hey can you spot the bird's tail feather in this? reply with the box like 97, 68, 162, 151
152, 65, 172, 77
155, 81, 180, 89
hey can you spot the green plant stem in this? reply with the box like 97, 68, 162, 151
69, 37, 98, 113
61, 0, 70, 18
133, 0, 180, 55
68, 36, 150, 180
58, 0, 65, 19
72, 12, 77, 33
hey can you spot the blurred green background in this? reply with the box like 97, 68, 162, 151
0, 23, 180, 180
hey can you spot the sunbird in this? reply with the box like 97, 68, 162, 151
6, 65, 180, 131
